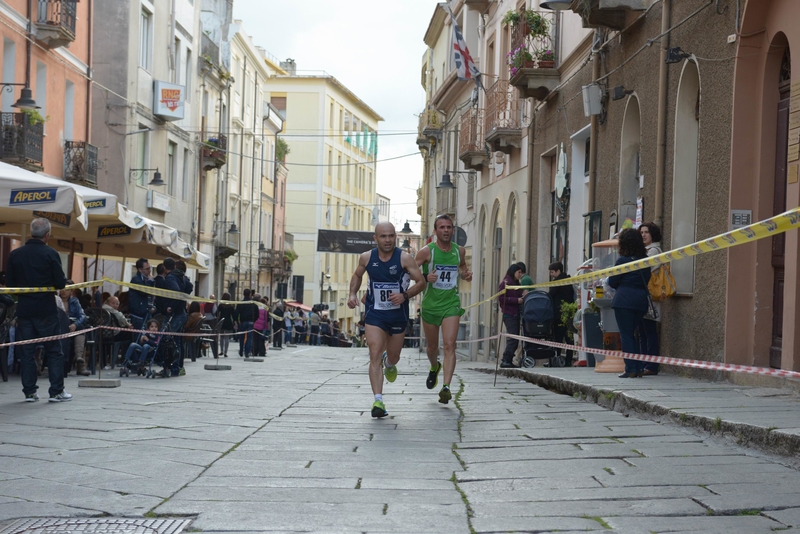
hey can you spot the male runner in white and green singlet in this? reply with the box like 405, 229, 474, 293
415, 214, 472, 404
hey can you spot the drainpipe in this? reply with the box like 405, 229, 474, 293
654, 0, 671, 228
85, 0, 93, 145
587, 32, 601, 212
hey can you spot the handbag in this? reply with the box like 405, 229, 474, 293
638, 270, 659, 321
648, 263, 676, 302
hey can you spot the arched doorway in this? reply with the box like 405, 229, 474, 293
672, 60, 701, 295
489, 201, 503, 347
619, 96, 641, 224
770, 42, 791, 368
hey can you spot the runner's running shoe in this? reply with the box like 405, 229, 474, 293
438, 385, 451, 404
371, 400, 388, 418
382, 352, 397, 383
426, 361, 442, 390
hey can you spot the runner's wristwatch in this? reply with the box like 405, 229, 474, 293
402, 291, 409, 301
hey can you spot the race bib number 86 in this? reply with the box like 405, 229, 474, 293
373, 282, 400, 310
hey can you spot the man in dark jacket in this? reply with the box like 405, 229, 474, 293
548, 261, 575, 366
6, 218, 70, 402
271, 301, 284, 349
129, 258, 154, 330
234, 288, 257, 356
161, 258, 189, 375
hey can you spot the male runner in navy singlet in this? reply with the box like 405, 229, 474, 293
348, 222, 426, 418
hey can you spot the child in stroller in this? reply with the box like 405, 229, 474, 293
520, 290, 565, 368
120, 319, 161, 377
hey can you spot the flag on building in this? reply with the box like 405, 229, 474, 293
450, 13, 480, 82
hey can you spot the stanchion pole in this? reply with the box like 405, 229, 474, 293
206, 297, 231, 370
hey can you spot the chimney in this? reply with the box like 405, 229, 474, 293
280, 58, 296, 76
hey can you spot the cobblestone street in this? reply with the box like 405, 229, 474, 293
1, 345, 799, 533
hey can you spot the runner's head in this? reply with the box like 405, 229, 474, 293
434, 214, 454, 244
373, 222, 397, 253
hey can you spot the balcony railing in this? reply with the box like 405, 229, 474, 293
213, 228, 238, 260
258, 248, 285, 271
458, 107, 488, 171
509, 10, 556, 71
36, 0, 77, 48
0, 112, 44, 171
202, 134, 227, 170
484, 80, 524, 153
63, 141, 98, 188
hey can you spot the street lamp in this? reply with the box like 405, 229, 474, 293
129, 168, 165, 186
0, 83, 39, 111
319, 270, 330, 304
539, 0, 572, 10
437, 170, 476, 189
401, 220, 423, 234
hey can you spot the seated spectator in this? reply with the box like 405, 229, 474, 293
185, 301, 204, 331
122, 318, 161, 371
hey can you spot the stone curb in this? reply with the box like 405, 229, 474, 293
472, 366, 800, 462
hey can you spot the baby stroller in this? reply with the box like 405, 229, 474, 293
521, 290, 564, 368
142, 315, 179, 378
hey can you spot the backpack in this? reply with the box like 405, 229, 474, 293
648, 263, 676, 302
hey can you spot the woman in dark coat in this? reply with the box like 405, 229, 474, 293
498, 263, 524, 368
607, 228, 651, 378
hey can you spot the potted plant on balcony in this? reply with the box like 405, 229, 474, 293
202, 137, 226, 170
506, 45, 534, 77
533, 49, 556, 69
502, 9, 550, 39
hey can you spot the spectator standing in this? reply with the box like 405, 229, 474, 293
271, 301, 285, 349
253, 299, 268, 356
498, 264, 524, 368
234, 288, 257, 356
639, 222, 663, 375
129, 258, 154, 330
216, 292, 235, 357
608, 228, 651, 378
6, 218, 70, 402
284, 307, 295, 344
548, 261, 576, 366
294, 310, 305, 344
160, 258, 189, 376
309, 308, 321, 346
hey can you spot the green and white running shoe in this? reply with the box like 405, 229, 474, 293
382, 352, 397, 383
438, 385, 452, 404
371, 400, 388, 418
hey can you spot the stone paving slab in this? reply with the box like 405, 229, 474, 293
0, 347, 799, 533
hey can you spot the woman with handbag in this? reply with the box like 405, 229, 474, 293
607, 229, 652, 378
639, 222, 663, 375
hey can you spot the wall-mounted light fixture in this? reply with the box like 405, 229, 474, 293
1, 83, 39, 111
129, 168, 165, 186
436, 170, 476, 189
612, 86, 634, 101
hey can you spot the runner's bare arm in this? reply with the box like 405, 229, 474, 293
459, 246, 473, 282
401, 251, 426, 299
415, 246, 438, 283
347, 251, 370, 309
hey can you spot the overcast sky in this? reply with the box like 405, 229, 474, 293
232, 0, 441, 234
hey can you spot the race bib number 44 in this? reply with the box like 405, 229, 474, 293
373, 282, 401, 310
433, 264, 458, 290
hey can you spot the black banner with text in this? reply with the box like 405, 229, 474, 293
316, 230, 375, 254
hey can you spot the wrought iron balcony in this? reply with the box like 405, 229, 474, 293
0, 112, 44, 171
213, 229, 238, 260
507, 9, 560, 100
63, 141, 98, 188
202, 134, 227, 170
458, 107, 487, 171
258, 248, 285, 271
36, 0, 77, 49
484, 80, 524, 154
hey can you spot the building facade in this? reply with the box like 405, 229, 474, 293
266, 65, 382, 334
0, 0, 93, 274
